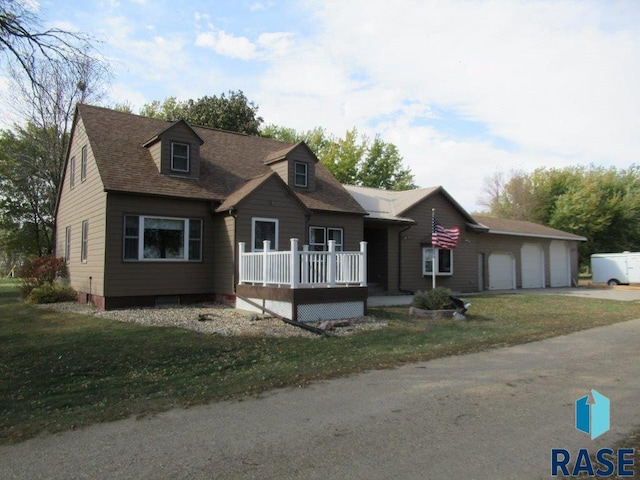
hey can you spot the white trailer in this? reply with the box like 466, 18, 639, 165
590, 252, 640, 285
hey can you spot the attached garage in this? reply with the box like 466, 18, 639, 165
488, 253, 515, 290
549, 240, 571, 287
521, 243, 544, 288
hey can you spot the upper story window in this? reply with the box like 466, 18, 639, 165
69, 156, 76, 188
294, 162, 308, 187
80, 145, 87, 181
171, 142, 190, 172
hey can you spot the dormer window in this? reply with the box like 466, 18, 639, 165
171, 142, 190, 172
294, 162, 308, 187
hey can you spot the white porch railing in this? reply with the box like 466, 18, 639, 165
238, 238, 367, 288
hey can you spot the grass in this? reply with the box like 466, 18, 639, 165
2, 278, 640, 447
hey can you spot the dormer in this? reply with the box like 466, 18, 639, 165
263, 142, 318, 192
143, 120, 204, 178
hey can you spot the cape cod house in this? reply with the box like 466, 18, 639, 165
55, 105, 368, 321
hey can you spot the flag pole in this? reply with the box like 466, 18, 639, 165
431, 208, 436, 289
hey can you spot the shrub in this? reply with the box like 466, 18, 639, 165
27, 283, 77, 304
411, 287, 454, 310
18, 255, 67, 297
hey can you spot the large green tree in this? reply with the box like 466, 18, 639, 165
479, 165, 640, 264
140, 91, 263, 135
262, 125, 416, 190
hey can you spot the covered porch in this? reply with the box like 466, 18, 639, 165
236, 239, 368, 322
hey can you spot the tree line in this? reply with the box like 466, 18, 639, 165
479, 166, 640, 265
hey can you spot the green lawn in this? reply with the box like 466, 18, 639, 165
2, 278, 640, 447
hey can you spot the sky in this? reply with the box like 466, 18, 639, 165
4, 0, 640, 212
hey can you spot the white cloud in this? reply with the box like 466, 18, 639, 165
195, 30, 257, 60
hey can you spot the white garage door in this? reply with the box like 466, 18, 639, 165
521, 243, 544, 288
488, 253, 515, 290
549, 240, 570, 287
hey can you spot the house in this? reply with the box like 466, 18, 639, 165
55, 105, 368, 321
344, 185, 586, 293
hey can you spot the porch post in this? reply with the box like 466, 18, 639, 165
301, 245, 309, 284
290, 238, 299, 289
262, 240, 270, 286
328, 240, 336, 287
238, 242, 246, 285
359, 241, 368, 287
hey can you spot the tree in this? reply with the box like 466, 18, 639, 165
140, 91, 263, 135
1, 1, 109, 259
262, 125, 416, 190
358, 135, 416, 191
1, 0, 95, 92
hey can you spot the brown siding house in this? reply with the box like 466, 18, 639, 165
55, 105, 366, 310
345, 185, 586, 294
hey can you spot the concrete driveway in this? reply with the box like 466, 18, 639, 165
2, 318, 639, 479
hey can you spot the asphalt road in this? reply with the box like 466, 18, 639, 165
2, 317, 639, 479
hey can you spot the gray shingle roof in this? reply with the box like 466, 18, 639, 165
77, 104, 365, 215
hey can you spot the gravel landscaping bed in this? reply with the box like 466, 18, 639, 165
37, 302, 387, 337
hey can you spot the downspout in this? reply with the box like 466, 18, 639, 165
230, 208, 238, 294
398, 224, 414, 295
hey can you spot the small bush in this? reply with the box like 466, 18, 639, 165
27, 283, 77, 304
411, 287, 454, 310
18, 255, 67, 297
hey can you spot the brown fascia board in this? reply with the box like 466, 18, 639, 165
215, 171, 311, 215
54, 105, 82, 220
142, 119, 205, 147
396, 185, 481, 226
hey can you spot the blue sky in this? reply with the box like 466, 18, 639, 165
3, 0, 640, 211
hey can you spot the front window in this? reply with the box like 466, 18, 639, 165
171, 142, 190, 172
294, 162, 308, 187
123, 215, 202, 261
252, 218, 278, 251
422, 247, 453, 276
309, 227, 343, 251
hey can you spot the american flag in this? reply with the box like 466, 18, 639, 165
432, 216, 460, 249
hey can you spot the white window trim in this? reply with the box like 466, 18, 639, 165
422, 247, 453, 276
309, 226, 344, 251
294, 162, 308, 187
123, 215, 202, 262
81, 220, 88, 263
80, 145, 87, 181
252, 217, 279, 252
69, 156, 76, 188
65, 226, 71, 263
171, 142, 190, 172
